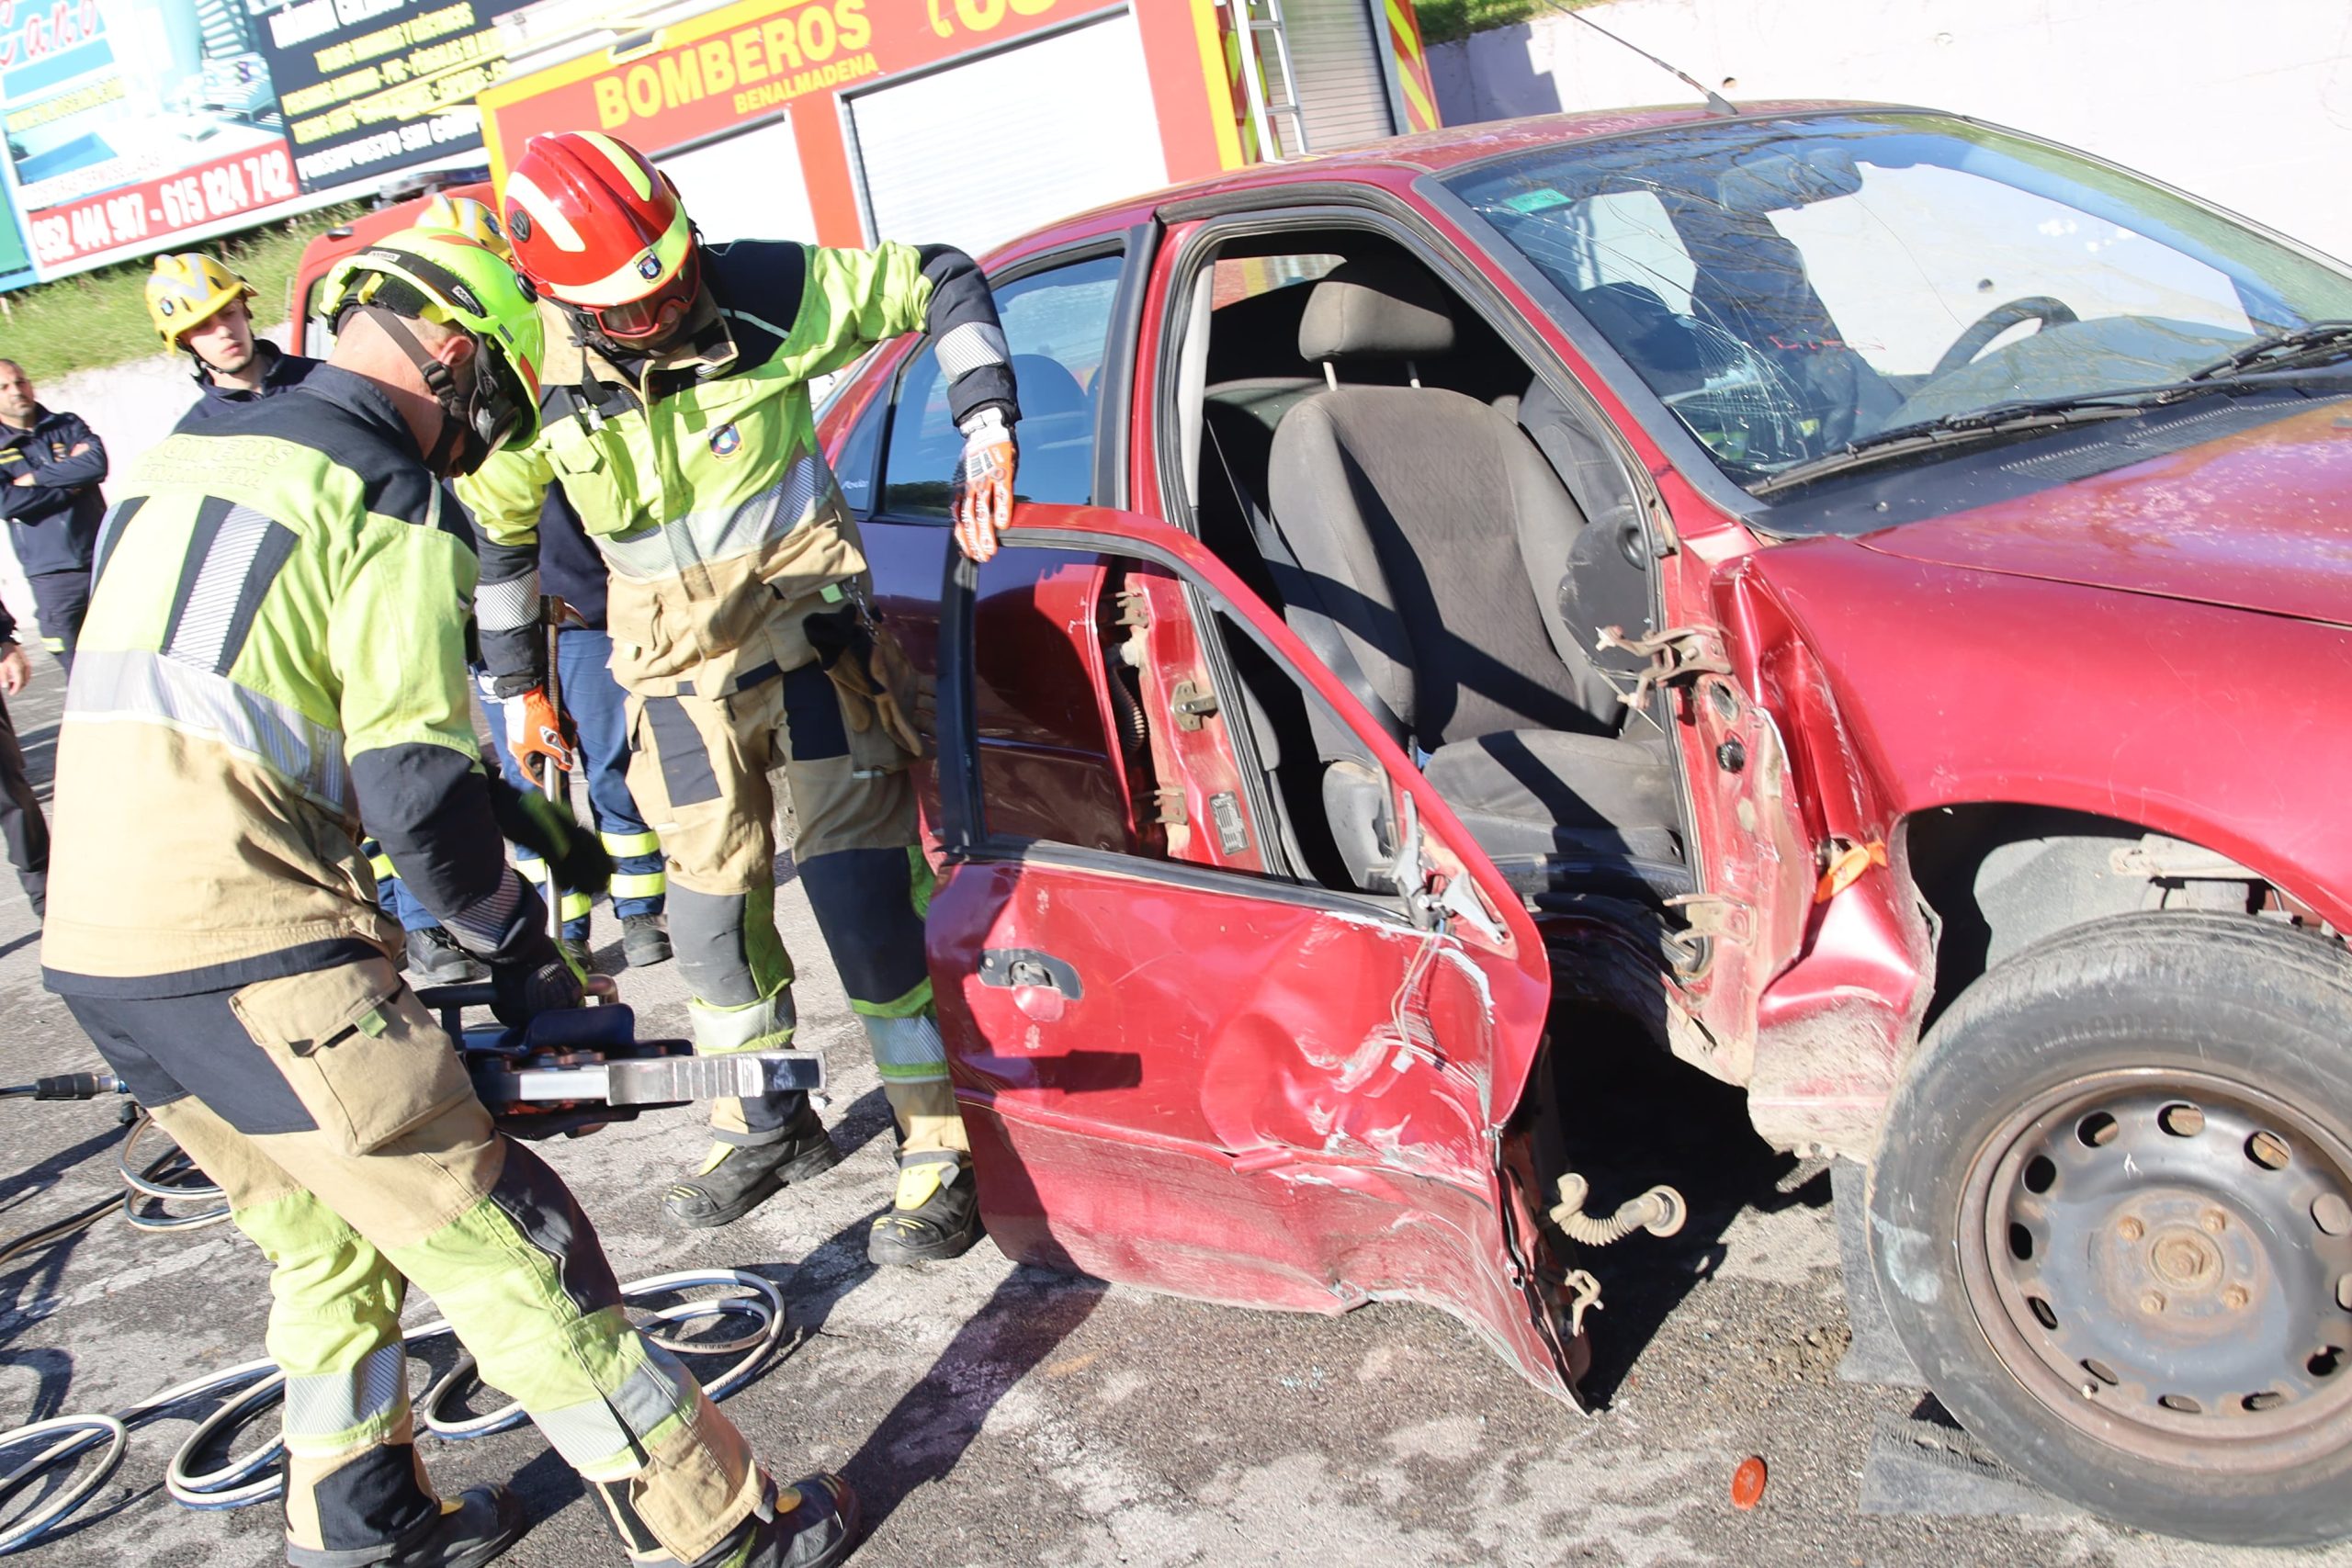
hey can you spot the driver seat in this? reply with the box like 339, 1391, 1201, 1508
1261, 260, 1687, 893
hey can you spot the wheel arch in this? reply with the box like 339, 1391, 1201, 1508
1899, 799, 2335, 1035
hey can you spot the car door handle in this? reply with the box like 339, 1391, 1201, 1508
977, 947, 1084, 999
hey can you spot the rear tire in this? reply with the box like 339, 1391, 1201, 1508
1868, 911, 2352, 1546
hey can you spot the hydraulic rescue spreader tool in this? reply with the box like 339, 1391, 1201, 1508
431, 981, 827, 1134
4, 985, 829, 1135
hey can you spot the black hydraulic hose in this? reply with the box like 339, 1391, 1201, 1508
0, 1135, 194, 1266
0, 1075, 124, 1100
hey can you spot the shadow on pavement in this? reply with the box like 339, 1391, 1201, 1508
0, 1123, 130, 1422
1540, 1007, 1833, 1407
837, 1265, 1105, 1536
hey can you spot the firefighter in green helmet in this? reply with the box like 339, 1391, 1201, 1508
40, 227, 860, 1568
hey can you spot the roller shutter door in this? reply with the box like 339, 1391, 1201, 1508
1284, 0, 1394, 152
658, 116, 817, 244
846, 9, 1165, 255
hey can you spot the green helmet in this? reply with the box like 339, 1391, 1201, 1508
323, 226, 545, 474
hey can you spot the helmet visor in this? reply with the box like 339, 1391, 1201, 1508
593, 250, 699, 344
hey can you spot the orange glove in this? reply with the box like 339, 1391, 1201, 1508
951, 407, 1017, 563
505, 687, 574, 774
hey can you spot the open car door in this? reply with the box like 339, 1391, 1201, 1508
924, 504, 1588, 1399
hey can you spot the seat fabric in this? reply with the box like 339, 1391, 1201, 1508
1253, 260, 1694, 883
1267, 386, 1620, 739
1423, 731, 1682, 863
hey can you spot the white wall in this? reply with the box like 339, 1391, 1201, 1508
1428, 0, 2352, 264
0, 325, 290, 636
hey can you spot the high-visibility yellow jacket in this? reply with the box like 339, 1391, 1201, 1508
42, 367, 541, 995
456, 239, 1017, 699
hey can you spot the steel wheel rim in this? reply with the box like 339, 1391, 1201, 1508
1959, 1066, 2352, 1472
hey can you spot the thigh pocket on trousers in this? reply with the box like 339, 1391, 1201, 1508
631, 693, 724, 812
230, 959, 471, 1156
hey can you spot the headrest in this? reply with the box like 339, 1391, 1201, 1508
1298, 260, 1455, 363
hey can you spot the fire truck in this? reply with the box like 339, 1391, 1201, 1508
291, 0, 1440, 344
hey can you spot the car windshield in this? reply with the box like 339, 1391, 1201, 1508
1444, 113, 2352, 505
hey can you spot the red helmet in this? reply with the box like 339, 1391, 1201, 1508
503, 131, 697, 343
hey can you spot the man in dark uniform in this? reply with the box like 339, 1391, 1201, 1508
0, 360, 104, 674
0, 599, 46, 915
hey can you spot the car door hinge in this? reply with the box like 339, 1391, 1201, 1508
1114, 584, 1150, 628
1170, 678, 1218, 730
1154, 785, 1187, 827
1595, 625, 1735, 712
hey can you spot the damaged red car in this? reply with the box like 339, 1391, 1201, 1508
814, 104, 2352, 1546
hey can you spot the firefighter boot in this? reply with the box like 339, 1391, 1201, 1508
699, 1473, 859, 1568
622, 913, 673, 967
867, 1150, 979, 1265
663, 1100, 842, 1229
288, 1484, 527, 1568
405, 926, 486, 986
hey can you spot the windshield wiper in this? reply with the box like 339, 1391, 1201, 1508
2188, 320, 2352, 380
1748, 359, 2352, 499
1747, 398, 2145, 497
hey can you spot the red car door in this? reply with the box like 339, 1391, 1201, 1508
924, 504, 1586, 1399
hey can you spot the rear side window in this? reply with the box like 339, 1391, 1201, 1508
880, 253, 1125, 516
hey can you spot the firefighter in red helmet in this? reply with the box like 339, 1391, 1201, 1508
458, 130, 1018, 1263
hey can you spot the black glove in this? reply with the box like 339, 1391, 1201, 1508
491, 928, 585, 1031
484, 765, 613, 895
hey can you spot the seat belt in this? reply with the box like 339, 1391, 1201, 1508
1201, 418, 1408, 761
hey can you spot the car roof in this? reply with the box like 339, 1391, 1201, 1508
986, 100, 1918, 266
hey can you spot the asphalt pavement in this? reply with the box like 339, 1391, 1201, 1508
0, 650, 2344, 1568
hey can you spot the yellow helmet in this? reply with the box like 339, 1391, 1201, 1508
145, 253, 254, 347
414, 193, 511, 259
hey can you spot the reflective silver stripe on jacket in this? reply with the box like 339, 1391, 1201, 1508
65, 647, 349, 811
593, 451, 833, 582
934, 321, 1010, 379
164, 504, 277, 671
475, 569, 540, 633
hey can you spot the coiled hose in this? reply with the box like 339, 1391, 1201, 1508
0, 1268, 787, 1554
117, 1114, 232, 1233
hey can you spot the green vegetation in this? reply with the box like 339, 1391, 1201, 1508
1417, 0, 1548, 46
1418, 0, 1612, 46
0, 203, 363, 384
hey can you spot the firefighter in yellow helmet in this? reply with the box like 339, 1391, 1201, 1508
51, 228, 861, 1566
149, 252, 314, 425
416, 191, 512, 254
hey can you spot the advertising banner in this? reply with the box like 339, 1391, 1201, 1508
4, 0, 292, 271
260, 0, 532, 194
481, 0, 1119, 176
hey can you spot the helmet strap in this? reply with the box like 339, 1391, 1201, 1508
357, 303, 481, 473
